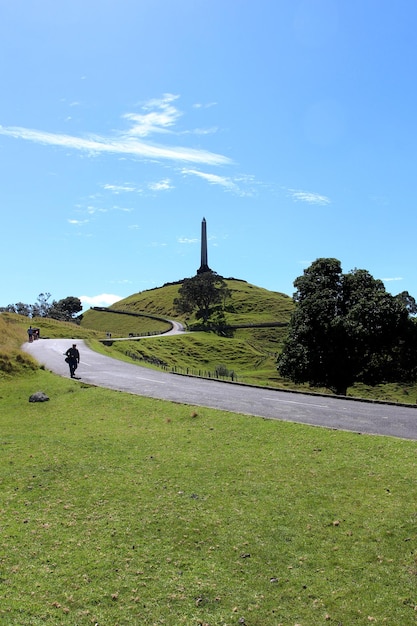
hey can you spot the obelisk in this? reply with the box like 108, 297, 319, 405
197, 217, 210, 274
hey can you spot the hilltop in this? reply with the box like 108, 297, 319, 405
83, 278, 294, 327
79, 279, 295, 386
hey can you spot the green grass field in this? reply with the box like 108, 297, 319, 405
80, 308, 172, 338
1, 312, 417, 624
1, 370, 417, 625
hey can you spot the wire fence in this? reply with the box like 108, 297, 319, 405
169, 365, 239, 382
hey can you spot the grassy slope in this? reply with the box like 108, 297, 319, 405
2, 312, 417, 624
1, 367, 417, 624
80, 281, 417, 402
117, 278, 294, 324
80, 280, 296, 386
80, 308, 171, 338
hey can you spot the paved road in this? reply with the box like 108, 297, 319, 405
23, 339, 417, 441
103, 320, 186, 341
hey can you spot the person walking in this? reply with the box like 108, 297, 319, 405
27, 326, 34, 343
64, 343, 80, 378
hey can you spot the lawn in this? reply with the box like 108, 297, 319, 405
1, 370, 417, 625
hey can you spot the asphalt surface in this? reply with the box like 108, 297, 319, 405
23, 338, 417, 441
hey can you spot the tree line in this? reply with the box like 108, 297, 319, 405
0, 293, 82, 322
173, 264, 417, 396
4, 262, 417, 397
277, 258, 417, 395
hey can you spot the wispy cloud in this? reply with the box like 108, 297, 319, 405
181, 126, 219, 136
102, 183, 138, 193
178, 237, 198, 244
123, 93, 181, 137
0, 93, 232, 167
81, 203, 133, 216
86, 205, 107, 215
148, 178, 173, 191
103, 179, 173, 194
287, 188, 331, 205
182, 168, 251, 196
193, 101, 217, 109
149, 241, 168, 248
0, 124, 230, 166
68, 218, 89, 225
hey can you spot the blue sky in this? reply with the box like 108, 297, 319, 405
2, 0, 417, 310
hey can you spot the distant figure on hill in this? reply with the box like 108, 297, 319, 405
64, 344, 80, 378
27, 326, 34, 343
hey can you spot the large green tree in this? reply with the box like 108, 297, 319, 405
174, 271, 230, 324
49, 297, 83, 321
277, 258, 417, 395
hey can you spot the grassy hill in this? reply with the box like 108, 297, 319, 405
2, 313, 417, 624
79, 308, 172, 338
107, 278, 294, 326
3, 277, 417, 402
80, 279, 294, 386
78, 279, 417, 401
2, 289, 417, 624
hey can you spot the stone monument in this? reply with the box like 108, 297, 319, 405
197, 217, 211, 274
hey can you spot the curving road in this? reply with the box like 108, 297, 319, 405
103, 320, 186, 341
23, 338, 417, 441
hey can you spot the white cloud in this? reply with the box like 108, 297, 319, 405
79, 293, 122, 308
182, 126, 219, 136
178, 237, 198, 244
86, 205, 107, 214
0, 106, 232, 166
124, 93, 181, 137
148, 178, 173, 191
182, 168, 244, 195
288, 188, 331, 205
0, 95, 254, 196
68, 218, 89, 225
193, 102, 217, 109
103, 183, 137, 193
112, 205, 133, 213
84, 204, 132, 215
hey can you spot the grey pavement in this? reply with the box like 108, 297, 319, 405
23, 338, 417, 441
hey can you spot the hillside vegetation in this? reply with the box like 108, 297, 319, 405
4, 277, 417, 402
99, 278, 294, 326
79, 280, 417, 402
0, 313, 100, 379
2, 310, 417, 623
80, 308, 172, 338
0, 314, 38, 376
2, 290, 417, 623
80, 279, 294, 385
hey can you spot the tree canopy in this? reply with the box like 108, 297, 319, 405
49, 296, 83, 321
174, 271, 231, 325
277, 258, 417, 395
1, 293, 82, 322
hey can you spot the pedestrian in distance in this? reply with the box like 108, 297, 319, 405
64, 343, 80, 378
27, 326, 34, 343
